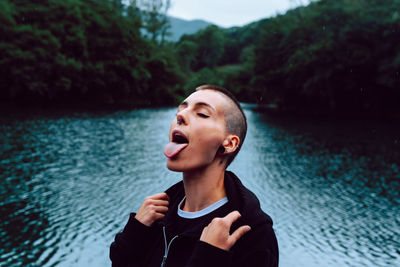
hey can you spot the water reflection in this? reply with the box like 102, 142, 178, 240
0, 107, 399, 266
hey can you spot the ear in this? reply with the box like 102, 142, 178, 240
220, 134, 240, 155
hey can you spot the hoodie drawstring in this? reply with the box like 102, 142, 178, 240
161, 226, 178, 267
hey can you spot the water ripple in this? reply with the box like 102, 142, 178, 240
0, 107, 399, 266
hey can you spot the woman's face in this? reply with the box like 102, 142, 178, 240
165, 90, 229, 172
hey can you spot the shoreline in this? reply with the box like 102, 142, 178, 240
1, 101, 399, 122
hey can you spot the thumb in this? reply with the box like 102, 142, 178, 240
229, 225, 251, 244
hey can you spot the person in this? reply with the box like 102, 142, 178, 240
110, 85, 278, 267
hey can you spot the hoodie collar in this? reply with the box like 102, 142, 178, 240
159, 171, 271, 230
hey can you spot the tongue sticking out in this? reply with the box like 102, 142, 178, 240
164, 142, 188, 158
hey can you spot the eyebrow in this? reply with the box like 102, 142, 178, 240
178, 101, 216, 112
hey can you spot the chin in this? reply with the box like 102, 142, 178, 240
166, 158, 211, 173
166, 158, 189, 172
166, 160, 184, 172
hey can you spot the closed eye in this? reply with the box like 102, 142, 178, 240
197, 113, 209, 118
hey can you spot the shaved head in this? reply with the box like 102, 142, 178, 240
195, 85, 247, 167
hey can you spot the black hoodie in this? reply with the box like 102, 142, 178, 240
110, 171, 279, 267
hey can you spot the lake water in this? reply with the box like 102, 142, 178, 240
0, 106, 399, 267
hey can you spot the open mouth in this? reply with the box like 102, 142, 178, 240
172, 130, 189, 144
164, 130, 189, 158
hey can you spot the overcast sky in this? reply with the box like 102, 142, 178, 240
168, 0, 309, 27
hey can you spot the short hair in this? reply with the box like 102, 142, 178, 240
195, 84, 247, 168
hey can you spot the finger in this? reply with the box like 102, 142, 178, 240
153, 205, 168, 213
149, 192, 170, 201
229, 225, 251, 244
223, 210, 242, 225
149, 199, 169, 207
153, 212, 167, 220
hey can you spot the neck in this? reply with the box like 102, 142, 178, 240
182, 162, 226, 212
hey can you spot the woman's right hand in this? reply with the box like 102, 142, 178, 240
135, 193, 170, 227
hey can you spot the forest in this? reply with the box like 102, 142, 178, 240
1, 0, 399, 117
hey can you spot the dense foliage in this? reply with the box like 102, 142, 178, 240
251, 0, 400, 116
1, 0, 399, 117
176, 0, 400, 117
0, 0, 183, 107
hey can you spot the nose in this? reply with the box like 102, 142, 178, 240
176, 111, 187, 125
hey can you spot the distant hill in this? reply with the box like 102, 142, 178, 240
167, 16, 213, 42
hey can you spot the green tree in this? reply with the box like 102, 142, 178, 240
137, 0, 171, 44
0, 0, 183, 107
250, 0, 400, 115
175, 40, 198, 71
